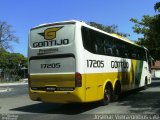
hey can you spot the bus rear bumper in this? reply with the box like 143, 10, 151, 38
29, 90, 84, 103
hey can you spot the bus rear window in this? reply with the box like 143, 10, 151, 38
30, 25, 75, 48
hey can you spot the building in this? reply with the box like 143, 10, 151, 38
151, 61, 160, 78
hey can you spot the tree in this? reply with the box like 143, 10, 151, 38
0, 21, 19, 51
88, 22, 130, 37
154, 2, 160, 12
0, 51, 27, 81
130, 2, 160, 60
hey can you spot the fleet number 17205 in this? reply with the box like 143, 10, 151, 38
87, 60, 104, 68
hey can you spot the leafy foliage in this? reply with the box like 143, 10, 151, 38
154, 2, 160, 12
0, 49, 27, 81
130, 2, 160, 60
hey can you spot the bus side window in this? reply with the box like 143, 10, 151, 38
117, 41, 123, 58
95, 36, 105, 55
81, 27, 96, 54
113, 39, 120, 57
104, 36, 113, 56
131, 46, 136, 59
112, 45, 116, 56
132, 54, 136, 59
116, 49, 120, 57
123, 43, 128, 58
107, 48, 113, 56
112, 38, 120, 57
136, 48, 140, 60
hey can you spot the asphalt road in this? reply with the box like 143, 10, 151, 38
0, 80, 160, 120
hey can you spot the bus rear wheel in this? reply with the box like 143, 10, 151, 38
113, 82, 121, 101
101, 86, 112, 105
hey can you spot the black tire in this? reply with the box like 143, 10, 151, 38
100, 86, 111, 106
143, 78, 148, 90
113, 83, 121, 101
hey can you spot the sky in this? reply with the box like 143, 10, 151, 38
0, 0, 158, 56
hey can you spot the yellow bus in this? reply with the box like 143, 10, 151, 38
28, 20, 151, 105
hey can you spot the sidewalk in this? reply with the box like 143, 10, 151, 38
0, 87, 13, 92
0, 82, 28, 87
0, 78, 28, 87
0, 80, 28, 93
0, 88, 8, 92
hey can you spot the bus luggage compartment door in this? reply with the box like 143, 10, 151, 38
29, 56, 76, 89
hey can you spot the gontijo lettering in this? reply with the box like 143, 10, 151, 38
111, 61, 129, 68
33, 39, 69, 48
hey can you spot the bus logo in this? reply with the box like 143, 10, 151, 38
39, 27, 63, 40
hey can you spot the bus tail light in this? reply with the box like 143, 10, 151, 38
75, 72, 82, 87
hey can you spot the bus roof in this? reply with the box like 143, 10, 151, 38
31, 20, 141, 47
31, 20, 79, 30
110, 33, 140, 47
